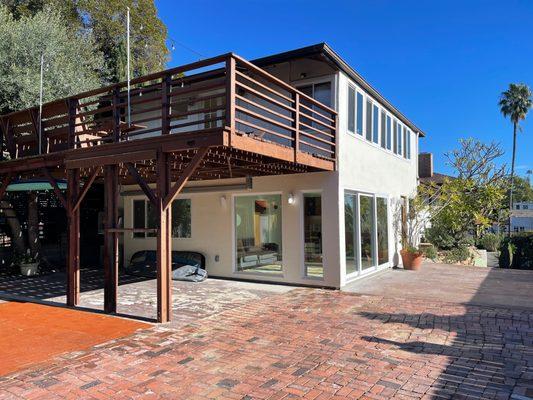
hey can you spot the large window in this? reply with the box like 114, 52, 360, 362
403, 127, 408, 158
376, 197, 389, 265
380, 110, 386, 149
133, 199, 191, 238
348, 86, 355, 133
356, 92, 363, 135
372, 105, 379, 144
396, 122, 403, 155
406, 129, 412, 159
303, 193, 323, 278
359, 195, 375, 270
386, 115, 392, 151
344, 193, 390, 277
365, 99, 372, 141
235, 194, 282, 274
344, 194, 358, 275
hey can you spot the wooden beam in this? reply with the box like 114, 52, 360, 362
103, 165, 119, 314
66, 169, 80, 306
0, 174, 13, 200
71, 167, 99, 214
156, 149, 172, 323
124, 162, 157, 207
163, 147, 208, 210
41, 168, 68, 210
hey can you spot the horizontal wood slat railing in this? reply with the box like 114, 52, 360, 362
0, 54, 337, 165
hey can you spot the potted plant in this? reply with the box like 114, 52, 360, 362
394, 187, 448, 271
400, 245, 424, 270
14, 251, 39, 277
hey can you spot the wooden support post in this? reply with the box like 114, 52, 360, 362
156, 149, 172, 323
161, 74, 171, 136
112, 88, 121, 142
103, 165, 119, 314
66, 169, 80, 306
294, 92, 300, 163
67, 99, 76, 150
225, 56, 236, 143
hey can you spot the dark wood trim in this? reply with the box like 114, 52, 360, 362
124, 162, 157, 207
71, 167, 99, 214
163, 147, 209, 210
103, 165, 119, 314
156, 149, 172, 323
66, 168, 80, 306
41, 168, 68, 210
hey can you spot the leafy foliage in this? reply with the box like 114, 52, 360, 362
509, 175, 533, 203
499, 83, 533, 126
423, 139, 508, 250
2, 1, 168, 83
442, 246, 470, 264
0, 5, 105, 114
477, 232, 503, 252
499, 233, 533, 270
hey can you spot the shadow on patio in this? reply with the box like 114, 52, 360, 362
358, 266, 533, 399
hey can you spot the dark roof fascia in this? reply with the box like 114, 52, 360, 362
251, 43, 426, 137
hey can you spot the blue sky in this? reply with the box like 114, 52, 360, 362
155, 0, 532, 176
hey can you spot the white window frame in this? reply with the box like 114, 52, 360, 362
299, 190, 325, 281
344, 190, 391, 281
231, 191, 285, 277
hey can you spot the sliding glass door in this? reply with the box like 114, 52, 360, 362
344, 192, 389, 277
359, 195, 375, 270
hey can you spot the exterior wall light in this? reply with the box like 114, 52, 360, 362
220, 195, 227, 208
288, 193, 295, 205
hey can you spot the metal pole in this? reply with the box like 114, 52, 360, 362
39, 53, 44, 155
126, 6, 131, 128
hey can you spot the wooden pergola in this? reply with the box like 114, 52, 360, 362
0, 53, 337, 322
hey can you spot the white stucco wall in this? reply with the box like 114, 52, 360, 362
335, 71, 419, 286
121, 171, 342, 288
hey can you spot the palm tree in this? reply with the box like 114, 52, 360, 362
499, 83, 533, 236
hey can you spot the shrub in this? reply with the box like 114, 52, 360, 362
499, 233, 533, 269
424, 224, 456, 250
442, 246, 471, 264
478, 233, 502, 252
420, 244, 438, 261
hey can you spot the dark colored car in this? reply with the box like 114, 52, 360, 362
126, 250, 206, 279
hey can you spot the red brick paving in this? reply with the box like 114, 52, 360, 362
0, 289, 531, 399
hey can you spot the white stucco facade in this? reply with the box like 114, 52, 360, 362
120, 52, 422, 289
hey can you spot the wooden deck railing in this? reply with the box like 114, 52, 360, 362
0, 54, 337, 164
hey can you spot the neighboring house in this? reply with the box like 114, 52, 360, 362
0, 43, 425, 298
121, 43, 424, 288
494, 202, 533, 234
418, 152, 453, 186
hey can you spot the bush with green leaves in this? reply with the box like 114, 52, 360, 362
442, 246, 471, 264
477, 233, 503, 252
420, 244, 438, 261
499, 233, 533, 269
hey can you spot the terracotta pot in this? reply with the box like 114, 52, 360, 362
400, 250, 423, 271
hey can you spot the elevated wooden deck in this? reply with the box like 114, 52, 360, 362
0, 53, 337, 180
0, 53, 337, 323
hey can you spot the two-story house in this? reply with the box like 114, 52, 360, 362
121, 43, 424, 288
0, 43, 425, 321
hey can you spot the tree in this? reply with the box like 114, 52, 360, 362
0, 5, 106, 261
423, 139, 508, 249
0, 5, 106, 115
509, 175, 533, 203
77, 0, 169, 82
499, 83, 533, 236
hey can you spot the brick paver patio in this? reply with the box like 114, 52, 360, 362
0, 286, 531, 400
